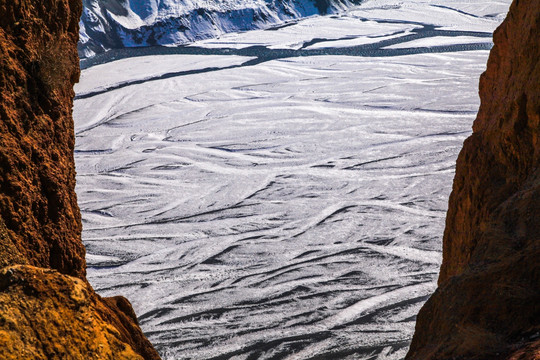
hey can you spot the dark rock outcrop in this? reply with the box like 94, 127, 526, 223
406, 0, 539, 359
0, 0, 160, 358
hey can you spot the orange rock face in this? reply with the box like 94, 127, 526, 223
406, 0, 540, 359
0, 1, 160, 358
0, 265, 144, 360
0, 264, 161, 359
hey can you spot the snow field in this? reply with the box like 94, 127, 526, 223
75, 1, 511, 358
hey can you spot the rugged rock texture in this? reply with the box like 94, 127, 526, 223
0, 0, 85, 278
0, 0, 160, 358
406, 0, 540, 359
0, 265, 143, 359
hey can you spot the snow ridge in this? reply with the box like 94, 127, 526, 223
79, 0, 363, 58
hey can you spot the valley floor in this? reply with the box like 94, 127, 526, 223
74, 1, 511, 358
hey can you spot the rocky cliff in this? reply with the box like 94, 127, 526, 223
406, 0, 539, 359
0, 0, 160, 358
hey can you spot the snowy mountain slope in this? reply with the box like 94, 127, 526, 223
79, 0, 363, 57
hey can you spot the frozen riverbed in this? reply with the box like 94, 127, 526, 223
74, 1, 510, 358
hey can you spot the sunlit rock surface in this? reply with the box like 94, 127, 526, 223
0, 265, 144, 360
74, 1, 512, 358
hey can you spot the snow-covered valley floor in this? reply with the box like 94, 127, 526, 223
74, 1, 511, 358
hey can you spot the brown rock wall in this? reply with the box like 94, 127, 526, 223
438, 0, 540, 284
0, 1, 161, 358
0, 0, 85, 278
406, 0, 540, 359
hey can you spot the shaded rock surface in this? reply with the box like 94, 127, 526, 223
406, 0, 540, 359
0, 0, 160, 358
